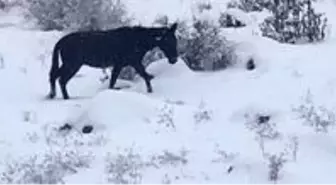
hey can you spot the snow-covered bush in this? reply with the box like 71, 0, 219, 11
227, 0, 273, 12
262, 137, 298, 183
0, 149, 93, 183
0, 0, 25, 10
244, 112, 282, 156
193, 101, 213, 125
195, 1, 213, 13
105, 149, 145, 184
156, 103, 176, 130
244, 112, 298, 182
177, 3, 238, 71
105, 148, 189, 184
244, 110, 300, 183
152, 6, 238, 71
24, 0, 131, 31
244, 113, 281, 140
177, 17, 237, 71
0, 0, 21, 10
260, 0, 327, 44
264, 136, 299, 183
286, 135, 299, 162
150, 150, 189, 167
293, 91, 336, 133
266, 152, 287, 183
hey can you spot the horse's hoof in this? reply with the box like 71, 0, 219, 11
46, 93, 55, 99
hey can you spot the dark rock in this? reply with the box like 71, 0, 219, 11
257, 115, 270, 124
227, 166, 234, 173
219, 13, 246, 28
59, 123, 72, 131
82, 125, 94, 134
246, 58, 255, 71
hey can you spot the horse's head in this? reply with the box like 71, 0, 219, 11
154, 23, 179, 64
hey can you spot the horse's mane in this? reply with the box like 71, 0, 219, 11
104, 25, 167, 38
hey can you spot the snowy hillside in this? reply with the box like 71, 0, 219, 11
0, 0, 336, 183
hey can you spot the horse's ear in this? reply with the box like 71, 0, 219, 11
169, 22, 178, 32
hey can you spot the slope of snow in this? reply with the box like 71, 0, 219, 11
0, 0, 335, 183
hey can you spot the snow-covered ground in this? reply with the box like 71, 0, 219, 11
0, 0, 336, 183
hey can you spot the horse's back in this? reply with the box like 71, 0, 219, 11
55, 26, 155, 67
56, 29, 132, 67
58, 26, 148, 48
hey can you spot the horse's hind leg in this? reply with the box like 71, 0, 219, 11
58, 64, 81, 100
133, 64, 153, 93
48, 70, 60, 99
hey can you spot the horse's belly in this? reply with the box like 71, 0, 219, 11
83, 58, 112, 68
67, 46, 120, 68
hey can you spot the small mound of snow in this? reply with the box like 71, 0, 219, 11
71, 90, 162, 132
146, 58, 194, 79
64, 167, 105, 184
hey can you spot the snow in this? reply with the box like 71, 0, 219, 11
0, 0, 336, 183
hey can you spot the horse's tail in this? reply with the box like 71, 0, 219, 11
49, 41, 61, 79
47, 40, 62, 99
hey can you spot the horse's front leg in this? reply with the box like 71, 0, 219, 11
108, 65, 122, 89
147, 73, 154, 81
133, 63, 154, 93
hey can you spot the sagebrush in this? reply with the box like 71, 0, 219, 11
293, 91, 336, 133
24, 0, 131, 31
0, 149, 93, 184
152, 6, 238, 71
178, 19, 237, 71
267, 152, 287, 183
227, 0, 273, 12
105, 148, 189, 184
259, 0, 328, 44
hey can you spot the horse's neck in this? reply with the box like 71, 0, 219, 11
137, 33, 157, 50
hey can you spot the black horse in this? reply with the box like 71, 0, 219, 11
47, 23, 179, 100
